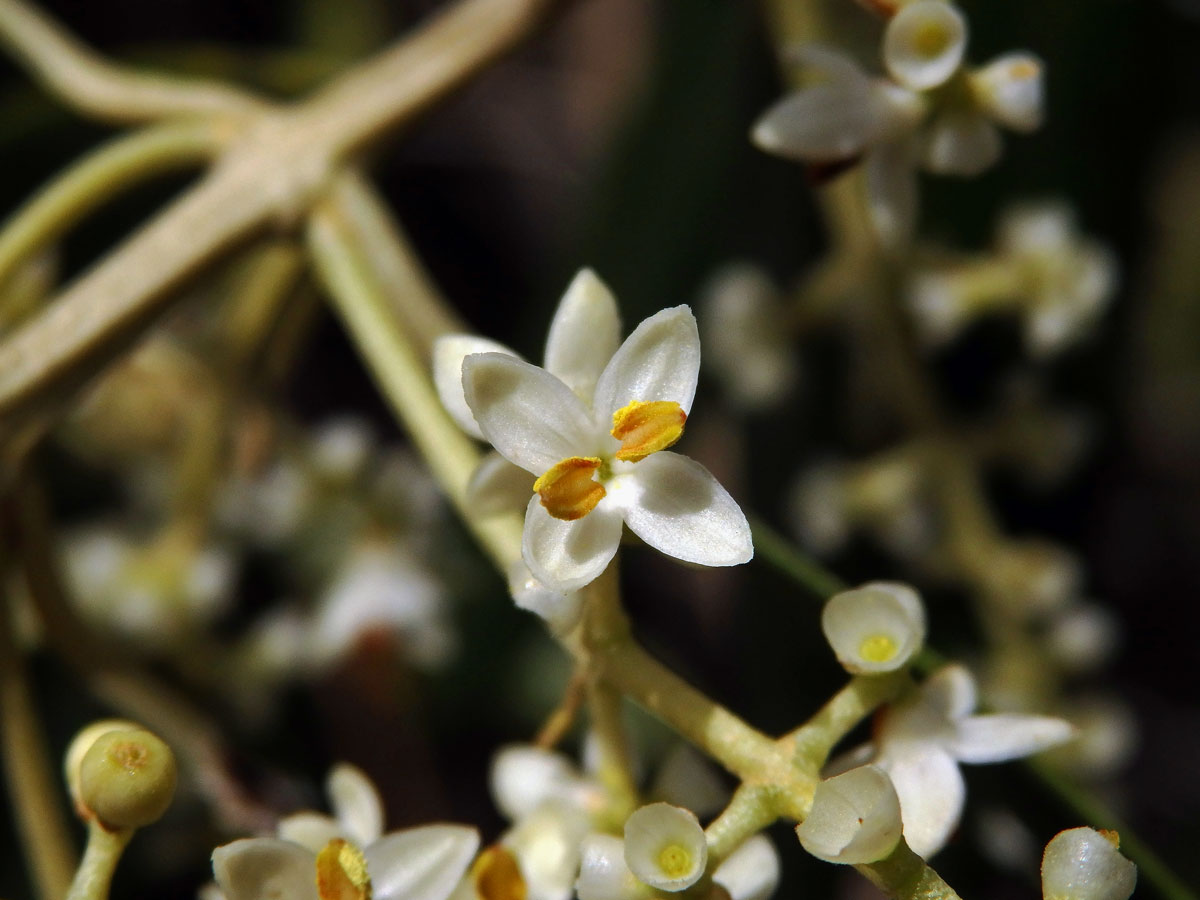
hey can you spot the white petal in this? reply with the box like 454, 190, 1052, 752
614, 452, 752, 568
489, 745, 584, 821
1042, 827, 1137, 900
502, 800, 593, 900
592, 307, 701, 420
922, 664, 978, 720
865, 141, 919, 248
970, 53, 1045, 133
950, 714, 1076, 763
522, 495, 623, 593
752, 80, 882, 163
921, 111, 1002, 176
433, 336, 519, 440
880, 745, 965, 858
366, 825, 480, 900
623, 803, 707, 891
796, 766, 903, 865
545, 269, 622, 404
211, 838, 318, 900
783, 44, 868, 81
713, 835, 780, 900
276, 813, 345, 853
329, 763, 384, 846
575, 834, 646, 900
463, 354, 599, 474
506, 560, 585, 635
883, 0, 967, 91
467, 452, 536, 516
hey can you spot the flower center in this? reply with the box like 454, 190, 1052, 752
859, 633, 899, 663
470, 845, 527, 900
611, 400, 687, 463
913, 20, 952, 58
657, 842, 693, 880
533, 456, 606, 520
315, 838, 371, 900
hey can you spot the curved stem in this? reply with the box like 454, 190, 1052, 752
0, 119, 228, 291
64, 821, 132, 900
787, 672, 910, 771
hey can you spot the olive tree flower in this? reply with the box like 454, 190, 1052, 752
835, 664, 1075, 857
457, 276, 752, 592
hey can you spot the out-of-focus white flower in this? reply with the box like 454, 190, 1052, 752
838, 664, 1075, 858
212, 764, 479, 900
456, 272, 751, 592
976, 540, 1082, 618
490, 746, 606, 824
883, 1, 967, 91
969, 53, 1045, 133
1045, 604, 1120, 674
1041, 827, 1136, 900
622, 803, 707, 891
699, 264, 798, 411
61, 526, 235, 647
822, 582, 926, 674
1049, 697, 1138, 780
707, 835, 781, 900
796, 765, 903, 864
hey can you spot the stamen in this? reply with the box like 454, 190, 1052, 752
858, 634, 899, 663
534, 457, 606, 521
471, 845, 527, 900
611, 400, 687, 462
657, 843, 693, 879
316, 838, 371, 900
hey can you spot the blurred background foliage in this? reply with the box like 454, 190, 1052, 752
2, 0, 1200, 897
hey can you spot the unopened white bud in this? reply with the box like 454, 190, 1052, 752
75, 725, 177, 829
970, 53, 1045, 133
796, 766, 903, 864
822, 582, 926, 674
576, 834, 648, 900
1041, 827, 1136, 900
883, 1, 967, 91
623, 803, 707, 891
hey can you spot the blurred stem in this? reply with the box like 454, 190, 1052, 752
581, 562, 639, 824
534, 667, 587, 750
0, 119, 228, 290
749, 514, 847, 599
704, 783, 778, 863
0, 530, 77, 900
64, 821, 132, 900
787, 672, 911, 770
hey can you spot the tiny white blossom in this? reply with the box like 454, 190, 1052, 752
883, 1, 967, 91
622, 803, 707, 891
796, 765, 903, 864
838, 664, 1075, 857
457, 273, 752, 592
822, 582, 926, 674
1041, 828, 1136, 900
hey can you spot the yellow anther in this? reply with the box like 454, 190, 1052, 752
657, 843, 693, 879
470, 845, 527, 900
534, 457, 606, 521
858, 634, 899, 663
316, 839, 371, 900
611, 400, 687, 462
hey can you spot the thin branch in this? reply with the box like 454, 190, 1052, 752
0, 0, 263, 123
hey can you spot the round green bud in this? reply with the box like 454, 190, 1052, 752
78, 728, 177, 829
64, 719, 141, 813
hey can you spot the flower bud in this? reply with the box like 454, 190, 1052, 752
796, 766, 902, 864
575, 834, 647, 900
64, 719, 141, 813
76, 725, 177, 829
822, 582, 926, 674
623, 803, 707, 891
970, 53, 1045, 133
883, 1, 967, 91
1041, 827, 1136, 900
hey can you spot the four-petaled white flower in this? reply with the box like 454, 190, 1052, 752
450, 270, 752, 592
211, 764, 479, 900
835, 664, 1075, 858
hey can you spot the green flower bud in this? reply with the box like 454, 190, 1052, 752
77, 727, 177, 829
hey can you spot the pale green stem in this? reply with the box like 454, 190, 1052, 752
860, 840, 962, 900
787, 672, 911, 771
0, 119, 228, 291
704, 784, 779, 864
306, 185, 524, 571
749, 515, 846, 600
0, 545, 77, 900
64, 821, 132, 900
0, 0, 264, 123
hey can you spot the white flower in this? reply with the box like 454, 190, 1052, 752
489, 745, 604, 823
796, 766, 903, 864
822, 582, 926, 674
699, 264, 798, 411
1041, 828, 1136, 900
212, 764, 479, 900
622, 803, 707, 891
883, 1, 967, 91
839, 664, 1075, 858
458, 277, 752, 592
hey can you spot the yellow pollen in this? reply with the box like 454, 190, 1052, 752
859, 634, 899, 663
315, 839, 371, 900
657, 843, 693, 879
913, 21, 951, 57
611, 400, 687, 462
533, 457, 606, 521
471, 845, 527, 900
